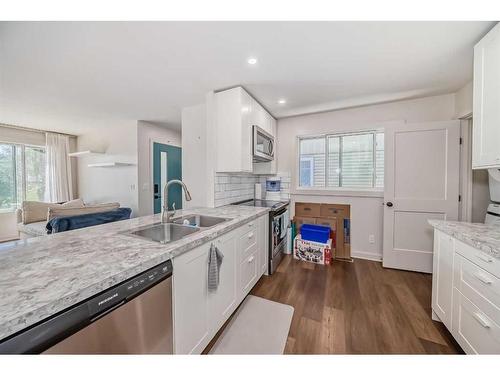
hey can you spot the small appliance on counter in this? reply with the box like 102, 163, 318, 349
265, 177, 281, 201
254, 183, 263, 200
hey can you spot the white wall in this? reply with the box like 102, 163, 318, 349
455, 81, 473, 119
77, 121, 139, 215
277, 93, 456, 261
136, 121, 181, 216
181, 95, 218, 209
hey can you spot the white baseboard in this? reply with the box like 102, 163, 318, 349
0, 236, 19, 243
351, 250, 382, 262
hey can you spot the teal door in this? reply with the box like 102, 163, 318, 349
153, 142, 182, 214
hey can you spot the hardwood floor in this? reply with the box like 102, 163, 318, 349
250, 255, 463, 354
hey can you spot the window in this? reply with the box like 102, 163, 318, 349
0, 143, 46, 211
298, 131, 384, 190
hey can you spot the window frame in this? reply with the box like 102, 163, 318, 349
295, 129, 384, 195
0, 141, 46, 213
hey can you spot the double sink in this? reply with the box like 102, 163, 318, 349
127, 215, 230, 244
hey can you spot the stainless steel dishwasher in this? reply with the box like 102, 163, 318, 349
0, 259, 173, 354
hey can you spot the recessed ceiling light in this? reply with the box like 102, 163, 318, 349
278, 99, 287, 104
247, 57, 258, 65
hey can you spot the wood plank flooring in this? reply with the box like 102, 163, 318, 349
250, 255, 463, 354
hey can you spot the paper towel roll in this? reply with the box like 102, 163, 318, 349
254, 183, 262, 200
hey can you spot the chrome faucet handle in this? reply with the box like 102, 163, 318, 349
168, 202, 176, 221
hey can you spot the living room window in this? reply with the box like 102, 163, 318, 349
298, 130, 384, 190
0, 143, 46, 212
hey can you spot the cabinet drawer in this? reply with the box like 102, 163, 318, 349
240, 250, 258, 295
239, 227, 257, 256
294, 216, 316, 233
452, 290, 500, 354
295, 203, 320, 217
455, 254, 500, 321
455, 240, 500, 279
320, 204, 345, 218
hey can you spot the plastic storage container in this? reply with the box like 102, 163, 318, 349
300, 224, 331, 244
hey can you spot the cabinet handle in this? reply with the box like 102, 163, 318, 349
476, 254, 494, 264
248, 256, 255, 263
474, 272, 493, 285
248, 233, 254, 238
473, 312, 491, 329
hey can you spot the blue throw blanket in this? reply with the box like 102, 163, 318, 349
46, 208, 132, 234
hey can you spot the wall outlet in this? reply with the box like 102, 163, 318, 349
368, 234, 375, 244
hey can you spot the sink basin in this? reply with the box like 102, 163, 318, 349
172, 214, 230, 228
128, 223, 200, 244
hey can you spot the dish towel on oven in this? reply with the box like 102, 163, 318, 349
208, 243, 224, 291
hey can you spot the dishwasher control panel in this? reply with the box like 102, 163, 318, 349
88, 259, 173, 318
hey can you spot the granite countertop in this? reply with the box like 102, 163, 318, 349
0, 205, 269, 342
428, 219, 500, 259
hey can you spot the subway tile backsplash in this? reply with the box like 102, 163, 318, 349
214, 173, 261, 207
214, 171, 291, 207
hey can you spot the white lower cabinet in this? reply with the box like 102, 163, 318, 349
172, 215, 268, 354
432, 228, 500, 354
431, 230, 454, 329
208, 232, 238, 335
172, 241, 211, 354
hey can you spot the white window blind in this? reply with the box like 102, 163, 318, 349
299, 131, 384, 190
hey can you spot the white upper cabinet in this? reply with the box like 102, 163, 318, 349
215, 87, 276, 173
473, 23, 500, 169
215, 87, 253, 173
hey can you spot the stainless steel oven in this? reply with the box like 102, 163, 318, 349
269, 204, 290, 274
253, 125, 275, 162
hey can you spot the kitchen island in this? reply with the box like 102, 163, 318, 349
0, 205, 269, 351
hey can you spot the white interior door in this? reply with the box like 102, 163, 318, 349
383, 121, 460, 273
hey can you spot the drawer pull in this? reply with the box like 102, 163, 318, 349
248, 233, 254, 239
248, 222, 254, 227
474, 273, 493, 285
476, 254, 494, 264
473, 312, 491, 329
248, 256, 255, 263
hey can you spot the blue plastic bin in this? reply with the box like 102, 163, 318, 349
300, 224, 331, 244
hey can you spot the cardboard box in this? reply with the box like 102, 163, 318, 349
294, 234, 333, 265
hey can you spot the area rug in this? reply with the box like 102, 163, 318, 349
209, 295, 294, 354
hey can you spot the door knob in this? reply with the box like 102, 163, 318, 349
386, 202, 393, 207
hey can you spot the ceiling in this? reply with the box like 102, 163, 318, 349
0, 21, 495, 134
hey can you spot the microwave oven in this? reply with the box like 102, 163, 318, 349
252, 125, 275, 162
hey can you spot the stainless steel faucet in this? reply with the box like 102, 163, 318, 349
161, 179, 192, 224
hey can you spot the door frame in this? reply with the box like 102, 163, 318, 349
149, 138, 182, 214
458, 114, 473, 223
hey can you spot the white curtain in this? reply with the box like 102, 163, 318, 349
44, 133, 73, 203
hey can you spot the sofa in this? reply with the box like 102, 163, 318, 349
16, 199, 122, 239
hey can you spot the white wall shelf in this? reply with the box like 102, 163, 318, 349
69, 150, 105, 157
87, 162, 133, 168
